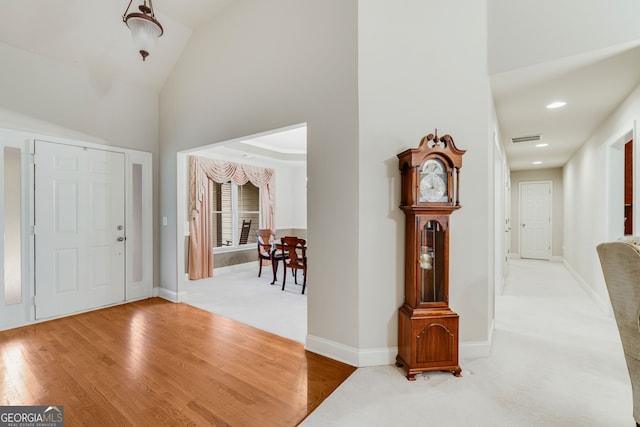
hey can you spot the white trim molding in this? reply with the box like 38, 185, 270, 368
305, 328, 494, 368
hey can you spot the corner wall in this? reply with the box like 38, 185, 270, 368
161, 0, 495, 366
159, 0, 361, 355
564, 82, 640, 311
357, 0, 493, 361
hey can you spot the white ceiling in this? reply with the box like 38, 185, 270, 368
492, 42, 640, 171
0, 0, 232, 92
1, 1, 638, 169
195, 124, 308, 163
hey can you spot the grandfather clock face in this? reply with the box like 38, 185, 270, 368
419, 219, 446, 303
419, 158, 448, 203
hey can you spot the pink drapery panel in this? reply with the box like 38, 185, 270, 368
188, 155, 275, 280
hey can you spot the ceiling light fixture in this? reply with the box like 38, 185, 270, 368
122, 0, 164, 61
533, 161, 543, 165
546, 101, 566, 109
536, 143, 548, 147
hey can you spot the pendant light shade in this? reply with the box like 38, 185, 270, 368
123, 0, 164, 61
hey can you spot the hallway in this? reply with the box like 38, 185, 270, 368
301, 259, 632, 426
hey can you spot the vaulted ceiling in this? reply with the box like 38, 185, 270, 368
0, 0, 232, 92
1, 1, 639, 169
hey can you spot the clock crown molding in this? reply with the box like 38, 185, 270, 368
397, 129, 467, 208
397, 129, 466, 170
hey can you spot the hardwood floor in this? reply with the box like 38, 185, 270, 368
0, 298, 356, 426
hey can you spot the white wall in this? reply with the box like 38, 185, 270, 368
161, 0, 496, 365
0, 43, 161, 286
0, 44, 159, 152
358, 0, 493, 356
290, 165, 307, 229
564, 83, 640, 311
273, 163, 307, 230
159, 0, 361, 356
491, 106, 509, 304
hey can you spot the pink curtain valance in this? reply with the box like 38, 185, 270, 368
188, 155, 275, 280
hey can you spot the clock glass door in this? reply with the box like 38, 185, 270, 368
420, 220, 445, 303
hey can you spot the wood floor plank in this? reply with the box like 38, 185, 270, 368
0, 298, 356, 426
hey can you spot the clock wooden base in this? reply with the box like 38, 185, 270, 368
395, 304, 461, 380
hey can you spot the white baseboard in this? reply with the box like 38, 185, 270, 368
563, 260, 612, 316
157, 287, 186, 303
356, 346, 398, 367
510, 253, 563, 263
306, 325, 494, 368
305, 334, 361, 367
460, 318, 494, 359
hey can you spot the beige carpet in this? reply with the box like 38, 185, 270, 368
301, 259, 633, 426
183, 261, 307, 343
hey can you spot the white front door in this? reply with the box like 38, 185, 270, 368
35, 141, 126, 319
520, 181, 552, 260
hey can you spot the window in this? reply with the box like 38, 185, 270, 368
211, 180, 259, 248
3, 146, 22, 305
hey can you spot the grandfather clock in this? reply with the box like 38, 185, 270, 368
395, 130, 466, 380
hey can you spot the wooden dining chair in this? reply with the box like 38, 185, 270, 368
256, 229, 276, 277
280, 236, 307, 294
239, 219, 252, 245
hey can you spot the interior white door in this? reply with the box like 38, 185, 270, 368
520, 181, 552, 260
35, 141, 125, 319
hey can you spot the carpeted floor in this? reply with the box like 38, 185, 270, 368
301, 259, 633, 426
183, 261, 307, 343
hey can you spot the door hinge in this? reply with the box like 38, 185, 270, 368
30, 153, 36, 165
31, 225, 36, 235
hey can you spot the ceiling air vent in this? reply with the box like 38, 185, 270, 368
511, 135, 541, 143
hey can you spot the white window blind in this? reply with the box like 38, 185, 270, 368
211, 180, 259, 248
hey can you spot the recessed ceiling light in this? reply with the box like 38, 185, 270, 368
536, 143, 548, 147
546, 101, 566, 109
533, 161, 543, 165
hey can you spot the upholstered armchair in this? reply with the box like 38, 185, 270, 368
597, 237, 640, 427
